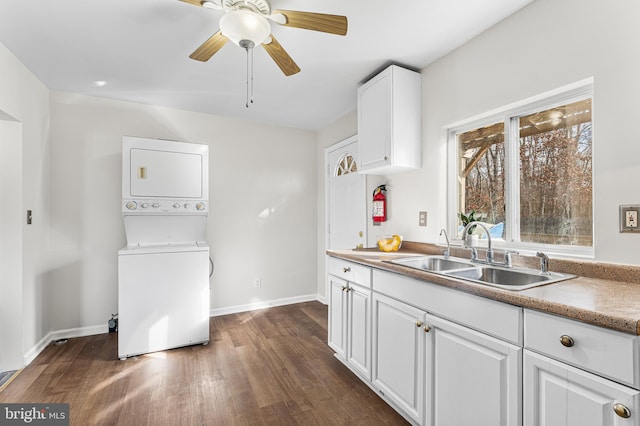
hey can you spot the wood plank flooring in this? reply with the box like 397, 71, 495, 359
0, 301, 408, 425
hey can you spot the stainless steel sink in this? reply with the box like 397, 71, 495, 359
387, 255, 576, 290
445, 266, 575, 290
389, 256, 474, 272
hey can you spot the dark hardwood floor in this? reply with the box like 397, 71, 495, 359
0, 301, 408, 425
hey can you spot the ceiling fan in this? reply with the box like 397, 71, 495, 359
179, 0, 348, 77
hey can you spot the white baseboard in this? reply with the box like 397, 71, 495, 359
23, 295, 324, 366
23, 324, 107, 366
210, 293, 322, 317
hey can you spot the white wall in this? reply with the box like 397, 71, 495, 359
0, 41, 50, 369
346, 0, 640, 266
49, 92, 317, 331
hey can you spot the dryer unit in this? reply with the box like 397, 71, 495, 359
118, 136, 210, 360
122, 136, 208, 203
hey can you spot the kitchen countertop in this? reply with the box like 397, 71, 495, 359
326, 242, 640, 336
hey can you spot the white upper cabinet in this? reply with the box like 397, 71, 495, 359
357, 65, 422, 175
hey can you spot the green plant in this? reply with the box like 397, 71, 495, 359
459, 211, 480, 235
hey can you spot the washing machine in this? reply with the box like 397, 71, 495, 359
118, 136, 210, 359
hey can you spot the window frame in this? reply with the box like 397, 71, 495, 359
446, 79, 594, 258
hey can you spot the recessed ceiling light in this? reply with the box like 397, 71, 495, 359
94, 80, 107, 87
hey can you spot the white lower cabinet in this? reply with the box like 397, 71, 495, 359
328, 274, 348, 357
425, 314, 522, 426
372, 292, 426, 424
347, 283, 371, 380
524, 309, 640, 426
524, 350, 640, 426
327, 256, 640, 426
328, 267, 372, 381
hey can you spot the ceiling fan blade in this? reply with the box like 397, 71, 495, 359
262, 35, 301, 76
189, 31, 229, 61
179, 0, 205, 7
272, 10, 347, 36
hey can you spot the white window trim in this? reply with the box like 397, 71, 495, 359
446, 78, 595, 259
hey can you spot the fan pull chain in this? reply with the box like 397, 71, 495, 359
245, 46, 255, 108
250, 46, 254, 105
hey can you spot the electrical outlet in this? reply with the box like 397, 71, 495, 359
620, 205, 640, 232
419, 211, 427, 227
254, 278, 261, 288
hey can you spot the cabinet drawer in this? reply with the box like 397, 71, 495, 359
525, 309, 640, 389
328, 257, 371, 288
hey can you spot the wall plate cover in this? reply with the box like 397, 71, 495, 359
620, 205, 640, 233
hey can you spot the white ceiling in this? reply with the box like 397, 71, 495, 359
0, 0, 534, 130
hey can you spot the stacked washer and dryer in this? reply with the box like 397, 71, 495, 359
118, 136, 211, 360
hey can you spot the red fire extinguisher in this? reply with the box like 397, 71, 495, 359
372, 184, 387, 223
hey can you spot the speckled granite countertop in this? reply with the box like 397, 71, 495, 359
327, 242, 640, 336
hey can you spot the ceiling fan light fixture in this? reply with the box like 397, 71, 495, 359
220, 10, 270, 47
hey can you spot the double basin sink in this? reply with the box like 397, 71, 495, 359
386, 255, 576, 291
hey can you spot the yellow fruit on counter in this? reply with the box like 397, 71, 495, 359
377, 234, 402, 252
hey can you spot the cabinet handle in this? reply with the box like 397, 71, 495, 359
416, 320, 423, 327
423, 325, 431, 333
613, 403, 631, 418
341, 286, 347, 292
559, 335, 574, 347
342, 267, 351, 273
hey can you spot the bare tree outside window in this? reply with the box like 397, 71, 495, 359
456, 98, 592, 247
519, 99, 592, 246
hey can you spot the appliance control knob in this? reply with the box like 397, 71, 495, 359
125, 201, 137, 210
196, 203, 205, 211
141, 203, 149, 208
184, 203, 190, 209
152, 203, 159, 208
172, 203, 181, 209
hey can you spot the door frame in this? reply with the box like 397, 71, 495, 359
0, 117, 24, 372
324, 135, 367, 299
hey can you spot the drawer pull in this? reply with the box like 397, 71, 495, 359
342, 267, 351, 273
416, 320, 423, 328
423, 325, 431, 333
613, 403, 631, 418
559, 335, 575, 347
341, 286, 347, 292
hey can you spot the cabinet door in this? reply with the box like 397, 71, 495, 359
347, 284, 371, 380
372, 292, 425, 424
328, 275, 347, 357
524, 350, 640, 426
358, 70, 391, 170
425, 315, 522, 426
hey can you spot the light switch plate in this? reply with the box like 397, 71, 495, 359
620, 205, 640, 232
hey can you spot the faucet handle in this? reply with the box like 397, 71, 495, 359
469, 247, 478, 261
536, 251, 550, 275
504, 250, 519, 267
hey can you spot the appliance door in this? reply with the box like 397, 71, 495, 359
129, 148, 203, 198
118, 247, 210, 359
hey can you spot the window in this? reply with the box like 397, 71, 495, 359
335, 153, 358, 176
448, 82, 593, 256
